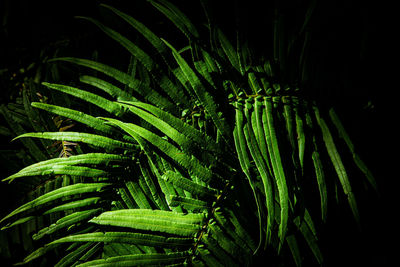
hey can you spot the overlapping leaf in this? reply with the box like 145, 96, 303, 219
89, 209, 205, 237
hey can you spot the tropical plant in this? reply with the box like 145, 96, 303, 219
0, 0, 377, 266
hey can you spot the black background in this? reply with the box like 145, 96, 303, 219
0, 0, 396, 266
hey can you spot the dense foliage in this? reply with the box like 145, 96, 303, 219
0, 0, 384, 266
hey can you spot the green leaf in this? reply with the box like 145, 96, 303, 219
42, 82, 125, 116
305, 110, 328, 221
79, 75, 135, 101
0, 125, 12, 136
254, 97, 274, 174
312, 151, 327, 222
48, 57, 176, 113
197, 245, 224, 267
314, 106, 359, 224
0, 105, 47, 162
1, 216, 35, 230
119, 102, 196, 153
294, 102, 305, 172
50, 231, 194, 248
22, 85, 51, 150
43, 197, 101, 215
286, 235, 302, 267
242, 99, 275, 244
201, 234, 237, 267
0, 183, 110, 224
14, 132, 136, 151
33, 208, 102, 240
4, 165, 107, 182
194, 60, 217, 89
217, 29, 242, 74
282, 96, 300, 170
169, 195, 208, 212
213, 208, 254, 255
148, 0, 199, 39
31, 102, 116, 135
162, 170, 218, 199
222, 209, 257, 254
17, 244, 60, 265
3, 153, 128, 182
100, 4, 168, 58
56, 242, 94, 267
120, 101, 222, 156
103, 118, 214, 183
163, 39, 232, 145
89, 209, 205, 237
76, 251, 190, 267
138, 155, 169, 210
329, 108, 377, 191
77, 17, 155, 72
77, 242, 103, 264
233, 101, 263, 253
125, 181, 152, 209
208, 221, 242, 259
77, 16, 189, 107
294, 215, 323, 265
263, 97, 289, 249
118, 187, 137, 209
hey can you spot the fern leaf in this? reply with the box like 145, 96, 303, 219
243, 99, 276, 244
103, 118, 215, 183
163, 39, 232, 145
14, 132, 136, 151
294, 215, 323, 265
55, 242, 94, 267
120, 101, 222, 156
138, 155, 170, 210
3, 153, 128, 182
77, 16, 189, 107
0, 104, 47, 162
79, 75, 135, 101
43, 197, 102, 215
50, 231, 194, 248
201, 234, 237, 267
148, 0, 199, 39
162, 171, 218, 199
6, 165, 107, 182
76, 251, 190, 267
312, 151, 328, 221
329, 108, 377, 191
32, 209, 102, 240
125, 181, 152, 209
89, 209, 205, 237
31, 102, 116, 135
286, 235, 302, 267
314, 106, 360, 224
217, 29, 242, 74
233, 101, 263, 253
0, 216, 35, 230
169, 195, 208, 212
22, 86, 52, 151
0, 183, 110, 224
17, 244, 60, 265
100, 4, 168, 57
263, 97, 289, 249
49, 58, 177, 113
119, 102, 198, 153
305, 110, 328, 221
42, 82, 125, 116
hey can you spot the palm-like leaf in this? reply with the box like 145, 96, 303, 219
0, 1, 377, 266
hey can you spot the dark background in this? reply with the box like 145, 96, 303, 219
0, 0, 396, 266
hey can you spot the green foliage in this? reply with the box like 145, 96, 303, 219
0, 1, 377, 266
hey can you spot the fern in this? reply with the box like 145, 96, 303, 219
0, 1, 377, 266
